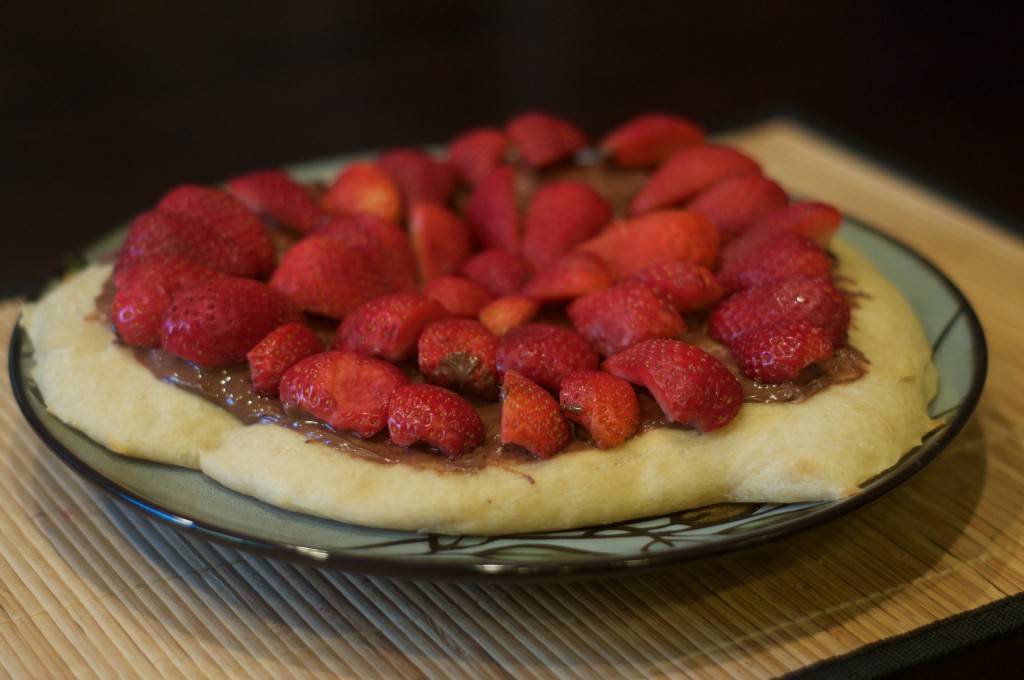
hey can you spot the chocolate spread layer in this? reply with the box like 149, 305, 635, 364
127, 326, 867, 473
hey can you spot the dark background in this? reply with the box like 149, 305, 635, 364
3, 1, 1022, 293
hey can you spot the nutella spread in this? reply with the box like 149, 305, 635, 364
126, 306, 867, 471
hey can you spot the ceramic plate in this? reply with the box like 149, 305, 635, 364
9, 179, 986, 581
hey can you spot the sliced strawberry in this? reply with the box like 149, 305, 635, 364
161, 276, 302, 368
157, 185, 276, 278
567, 281, 687, 356
738, 200, 842, 250
313, 214, 418, 292
464, 165, 521, 252
418, 317, 500, 400
225, 169, 325, 233
520, 251, 614, 302
279, 350, 409, 437
707, 275, 851, 348
246, 322, 325, 396
559, 370, 640, 449
387, 384, 485, 459
408, 202, 474, 283
629, 144, 761, 215
728, 320, 834, 384
626, 261, 723, 313
320, 161, 402, 223
500, 370, 572, 458
495, 323, 599, 391
446, 127, 509, 185
460, 248, 529, 297
603, 339, 743, 432
422, 276, 495, 318
687, 174, 789, 242
478, 295, 541, 336
269, 236, 392, 319
112, 255, 223, 348
717, 231, 832, 293
575, 209, 720, 279
376, 147, 458, 208
335, 293, 448, 362
505, 110, 588, 168
520, 180, 612, 269
599, 112, 705, 168
117, 211, 238, 278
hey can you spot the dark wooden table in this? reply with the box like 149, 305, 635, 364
3, 3, 1023, 675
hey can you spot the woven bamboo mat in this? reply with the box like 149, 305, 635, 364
2, 117, 1023, 679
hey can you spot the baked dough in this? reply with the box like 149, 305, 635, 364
21, 236, 939, 535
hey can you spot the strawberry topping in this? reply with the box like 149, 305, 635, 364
247, 322, 325, 396
161, 276, 302, 368
418, 317, 500, 400
387, 384, 485, 459
336, 293, 448, 362
496, 324, 599, 391
567, 280, 687, 356
500, 370, 572, 458
603, 339, 743, 432
111, 110, 864, 462
279, 350, 410, 438
559, 370, 640, 449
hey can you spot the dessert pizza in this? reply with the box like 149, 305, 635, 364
21, 111, 939, 535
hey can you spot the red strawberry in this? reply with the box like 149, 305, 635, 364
279, 350, 409, 437
728, 320, 834, 384
520, 251, 613, 302
161, 276, 302, 368
112, 255, 223, 348
408, 202, 474, 283
423, 276, 494, 317
500, 370, 572, 458
575, 209, 720, 279
320, 161, 402, 223
313, 214, 418, 292
629, 145, 761, 215
269, 237, 392, 319
687, 174, 789, 242
559, 370, 640, 449
567, 281, 687, 356
387, 384, 485, 459
599, 112, 705, 168
478, 295, 541, 336
446, 127, 509, 185
738, 200, 842, 250
246, 322, 325, 396
717, 232, 833, 293
376, 147, 458, 208
707, 275, 851, 348
335, 293, 448, 362
520, 180, 612, 269
418, 317, 500, 400
464, 165, 521, 252
156, 185, 276, 278
627, 261, 723, 313
495, 323, 599, 391
505, 110, 588, 168
117, 211, 239, 278
225, 169, 325, 233
603, 339, 743, 432
460, 248, 529, 297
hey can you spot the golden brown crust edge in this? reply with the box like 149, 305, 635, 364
21, 238, 939, 535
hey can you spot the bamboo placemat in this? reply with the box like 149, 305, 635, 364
3, 117, 1023, 679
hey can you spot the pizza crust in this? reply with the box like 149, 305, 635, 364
21, 237, 939, 535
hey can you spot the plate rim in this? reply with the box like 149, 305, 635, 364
8, 216, 987, 583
